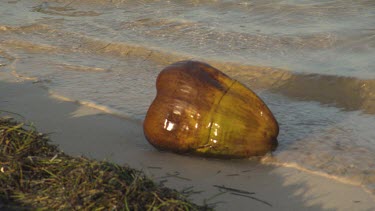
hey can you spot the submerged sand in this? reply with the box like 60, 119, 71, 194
1, 75, 374, 210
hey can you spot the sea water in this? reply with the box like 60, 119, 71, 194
0, 0, 374, 194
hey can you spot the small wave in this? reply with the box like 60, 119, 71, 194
269, 73, 375, 114
0, 23, 50, 33
261, 156, 375, 197
55, 63, 110, 73
32, 2, 101, 17
1, 40, 61, 54
2, 24, 374, 114
48, 91, 142, 124
0, 49, 15, 67
119, 17, 339, 51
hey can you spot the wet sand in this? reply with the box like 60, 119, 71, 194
1, 74, 374, 211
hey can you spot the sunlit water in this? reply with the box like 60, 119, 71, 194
1, 0, 375, 194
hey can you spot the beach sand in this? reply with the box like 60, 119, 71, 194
1, 75, 374, 211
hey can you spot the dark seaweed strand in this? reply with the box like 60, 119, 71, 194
213, 185, 255, 195
231, 193, 272, 207
162, 172, 192, 181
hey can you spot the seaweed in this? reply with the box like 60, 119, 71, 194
213, 185, 272, 207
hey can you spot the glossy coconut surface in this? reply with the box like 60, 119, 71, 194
143, 61, 278, 158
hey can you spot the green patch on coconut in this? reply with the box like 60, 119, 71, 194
0, 117, 211, 210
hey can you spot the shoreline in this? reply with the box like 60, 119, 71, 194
1, 77, 374, 210
0, 117, 207, 210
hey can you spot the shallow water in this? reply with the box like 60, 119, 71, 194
1, 0, 375, 194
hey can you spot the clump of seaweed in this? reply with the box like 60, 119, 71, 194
0, 117, 210, 210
